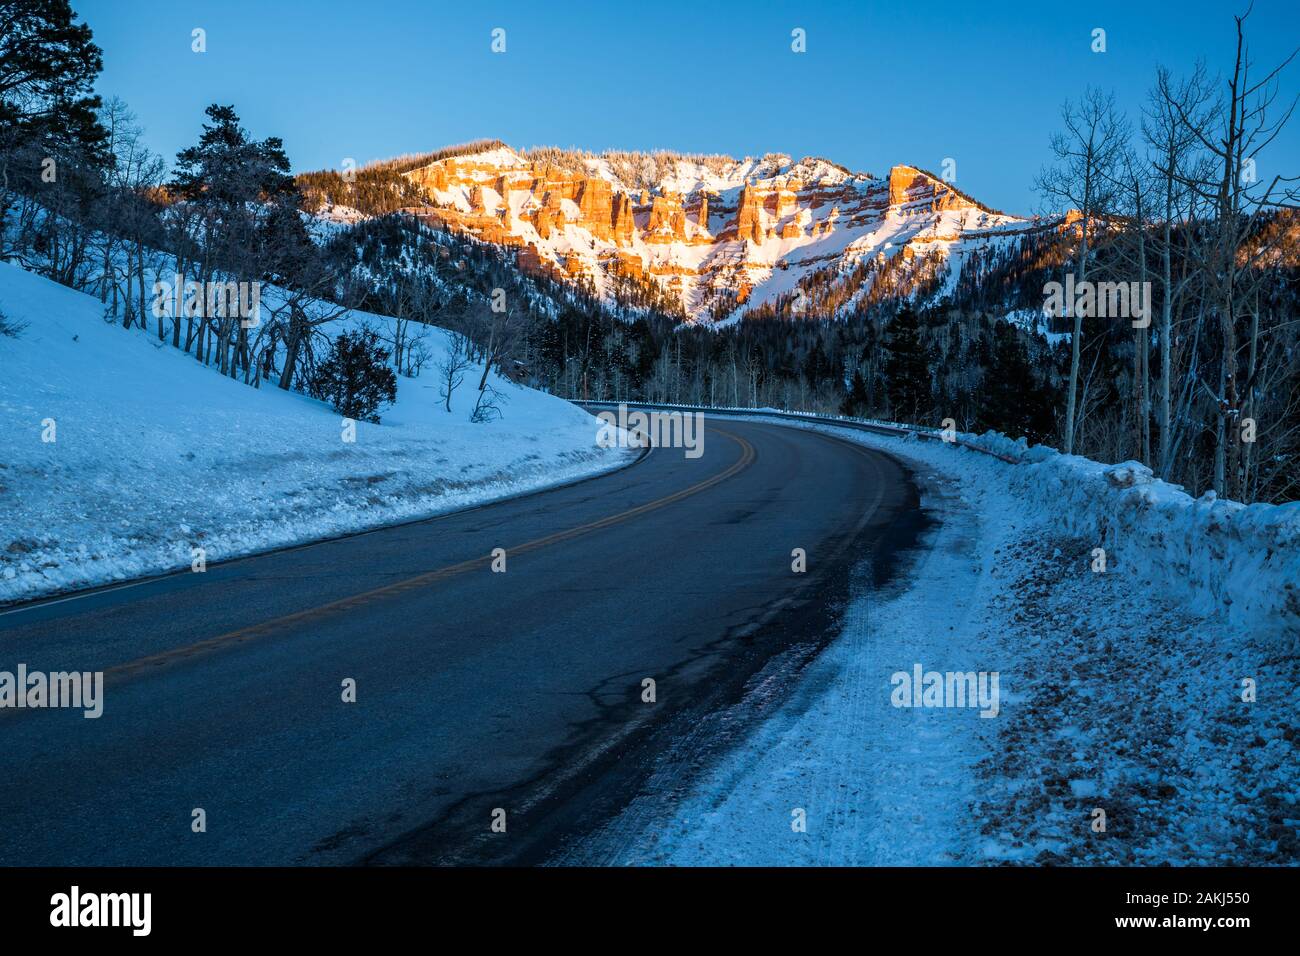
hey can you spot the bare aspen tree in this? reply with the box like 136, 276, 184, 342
1036, 88, 1129, 455
96, 99, 165, 335
1145, 66, 1216, 479
437, 331, 472, 412
1160, 10, 1299, 497
1102, 151, 1154, 464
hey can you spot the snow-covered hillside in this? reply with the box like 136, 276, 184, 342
326, 144, 1052, 323
0, 262, 629, 604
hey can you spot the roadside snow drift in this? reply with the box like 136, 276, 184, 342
0, 261, 628, 604
962, 432, 1300, 641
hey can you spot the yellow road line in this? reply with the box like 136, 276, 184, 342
103, 428, 757, 684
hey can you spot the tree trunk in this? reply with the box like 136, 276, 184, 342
279, 307, 303, 390
1158, 219, 1173, 478
1135, 207, 1151, 465
1064, 220, 1089, 455
136, 243, 148, 336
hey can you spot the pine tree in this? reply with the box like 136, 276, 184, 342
308, 330, 398, 424
979, 320, 1057, 444
840, 366, 869, 417
170, 105, 299, 275
171, 105, 296, 209
883, 306, 930, 423
0, 0, 110, 226
0, 0, 107, 153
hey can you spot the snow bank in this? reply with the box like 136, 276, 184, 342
960, 432, 1300, 640
0, 262, 629, 605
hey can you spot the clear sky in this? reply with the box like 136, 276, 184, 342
77, 0, 1299, 215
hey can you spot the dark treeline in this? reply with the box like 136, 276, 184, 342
527, 300, 1061, 445
323, 211, 1061, 450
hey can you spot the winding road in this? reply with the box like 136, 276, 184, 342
0, 415, 919, 865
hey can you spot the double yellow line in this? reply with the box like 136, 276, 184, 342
104, 428, 756, 684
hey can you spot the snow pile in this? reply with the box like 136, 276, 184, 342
961, 432, 1300, 640
0, 261, 629, 605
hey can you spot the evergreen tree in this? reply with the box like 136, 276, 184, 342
840, 366, 869, 417
171, 104, 296, 207
170, 104, 298, 273
883, 306, 930, 423
0, 0, 107, 155
0, 0, 110, 226
979, 320, 1057, 444
308, 330, 398, 423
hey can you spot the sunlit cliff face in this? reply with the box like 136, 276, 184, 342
398, 145, 1053, 322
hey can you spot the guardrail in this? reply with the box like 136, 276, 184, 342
576, 400, 1021, 464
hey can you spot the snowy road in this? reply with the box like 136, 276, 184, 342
0, 416, 920, 865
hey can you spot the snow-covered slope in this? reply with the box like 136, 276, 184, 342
380, 144, 1051, 322
0, 261, 629, 604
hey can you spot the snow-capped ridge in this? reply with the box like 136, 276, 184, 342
378, 140, 1042, 323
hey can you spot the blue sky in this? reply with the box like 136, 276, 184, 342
78, 0, 1299, 214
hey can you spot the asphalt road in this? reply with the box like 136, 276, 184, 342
0, 415, 919, 865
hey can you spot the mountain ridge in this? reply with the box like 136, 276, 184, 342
312, 142, 1066, 323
